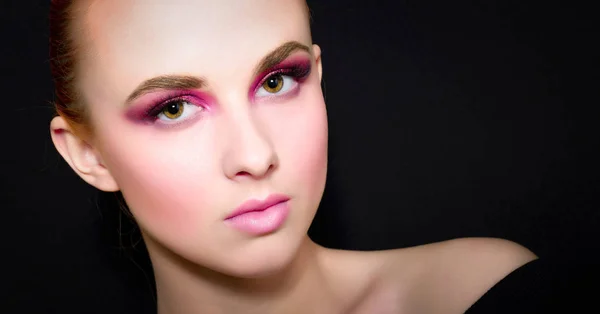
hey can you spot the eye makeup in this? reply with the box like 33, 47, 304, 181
249, 56, 312, 101
123, 55, 312, 127
124, 89, 214, 126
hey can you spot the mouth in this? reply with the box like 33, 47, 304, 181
224, 194, 291, 235
226, 194, 290, 219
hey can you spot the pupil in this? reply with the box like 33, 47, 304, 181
267, 76, 279, 89
167, 103, 180, 115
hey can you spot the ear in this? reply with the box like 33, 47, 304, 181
312, 44, 323, 82
50, 116, 119, 192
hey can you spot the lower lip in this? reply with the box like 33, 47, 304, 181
224, 201, 290, 235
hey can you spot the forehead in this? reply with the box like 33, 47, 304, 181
76, 0, 311, 100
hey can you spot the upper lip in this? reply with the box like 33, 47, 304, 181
225, 194, 290, 220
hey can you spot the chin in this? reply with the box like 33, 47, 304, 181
210, 203, 318, 279
216, 231, 307, 279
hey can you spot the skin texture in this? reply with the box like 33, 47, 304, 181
50, 1, 537, 313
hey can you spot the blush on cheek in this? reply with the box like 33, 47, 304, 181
108, 153, 213, 241
299, 120, 328, 196
283, 88, 329, 199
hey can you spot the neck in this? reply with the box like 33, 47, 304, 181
146, 236, 340, 314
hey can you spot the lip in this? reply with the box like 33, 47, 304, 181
224, 194, 291, 235
226, 194, 290, 220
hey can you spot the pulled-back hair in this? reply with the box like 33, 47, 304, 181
49, 0, 88, 131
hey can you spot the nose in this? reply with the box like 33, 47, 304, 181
222, 112, 278, 181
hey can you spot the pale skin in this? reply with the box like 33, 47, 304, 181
50, 0, 537, 313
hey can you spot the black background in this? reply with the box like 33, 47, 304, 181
1, 1, 598, 313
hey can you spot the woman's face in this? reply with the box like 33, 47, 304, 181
76, 0, 327, 277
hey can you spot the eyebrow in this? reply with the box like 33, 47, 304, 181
253, 41, 311, 78
126, 75, 205, 104
125, 41, 311, 104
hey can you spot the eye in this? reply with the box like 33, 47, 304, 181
156, 99, 202, 122
256, 74, 297, 97
263, 74, 284, 93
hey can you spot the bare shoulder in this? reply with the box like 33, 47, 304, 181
382, 238, 538, 314
426, 237, 537, 270
319, 239, 536, 313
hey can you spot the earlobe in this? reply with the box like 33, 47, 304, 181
50, 116, 119, 192
312, 44, 323, 82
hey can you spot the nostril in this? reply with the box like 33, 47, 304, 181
235, 163, 275, 179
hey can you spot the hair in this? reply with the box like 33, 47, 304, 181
49, 0, 89, 133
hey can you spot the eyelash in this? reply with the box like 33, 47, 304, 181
146, 95, 201, 119
255, 63, 312, 95
140, 62, 312, 124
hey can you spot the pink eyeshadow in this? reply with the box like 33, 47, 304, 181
249, 57, 312, 100
124, 89, 215, 123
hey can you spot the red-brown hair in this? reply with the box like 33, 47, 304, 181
49, 0, 88, 131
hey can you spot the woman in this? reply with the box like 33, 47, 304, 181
48, 0, 537, 313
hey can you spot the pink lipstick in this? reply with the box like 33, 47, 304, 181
224, 194, 290, 235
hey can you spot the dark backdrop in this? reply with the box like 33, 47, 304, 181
1, 1, 598, 313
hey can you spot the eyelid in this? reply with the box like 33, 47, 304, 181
156, 101, 202, 126
124, 89, 215, 127
256, 68, 290, 88
255, 75, 298, 99
145, 92, 210, 117
148, 95, 199, 116
251, 61, 312, 96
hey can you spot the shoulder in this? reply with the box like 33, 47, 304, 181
318, 238, 537, 314
379, 237, 537, 278
378, 238, 538, 314
425, 237, 537, 269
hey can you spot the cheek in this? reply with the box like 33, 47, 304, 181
276, 85, 328, 199
96, 123, 219, 238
